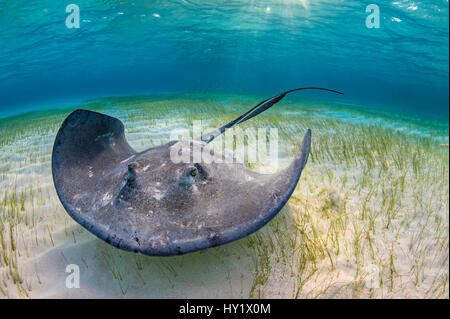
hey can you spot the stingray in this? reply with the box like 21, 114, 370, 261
52, 87, 343, 256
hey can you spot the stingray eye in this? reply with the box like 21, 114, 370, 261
194, 163, 209, 182
190, 168, 197, 177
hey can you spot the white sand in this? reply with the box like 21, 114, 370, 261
0, 97, 448, 298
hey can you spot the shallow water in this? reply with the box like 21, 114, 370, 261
0, 0, 448, 118
0, 1, 448, 299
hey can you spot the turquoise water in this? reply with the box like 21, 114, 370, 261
0, 0, 448, 118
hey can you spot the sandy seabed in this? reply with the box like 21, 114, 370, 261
0, 94, 448, 298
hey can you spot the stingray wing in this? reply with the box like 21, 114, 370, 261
190, 129, 312, 252
52, 109, 139, 247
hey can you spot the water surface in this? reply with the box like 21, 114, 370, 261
0, 0, 448, 118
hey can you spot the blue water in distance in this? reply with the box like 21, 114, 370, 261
0, 0, 448, 119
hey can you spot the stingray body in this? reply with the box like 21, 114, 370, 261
52, 88, 342, 256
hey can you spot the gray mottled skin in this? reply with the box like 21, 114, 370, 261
52, 88, 341, 256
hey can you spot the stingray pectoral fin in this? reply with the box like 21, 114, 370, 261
276, 128, 311, 194
265, 128, 311, 213
52, 109, 135, 170
214, 129, 312, 249
52, 109, 136, 214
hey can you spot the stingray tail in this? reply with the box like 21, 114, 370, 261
198, 87, 343, 144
